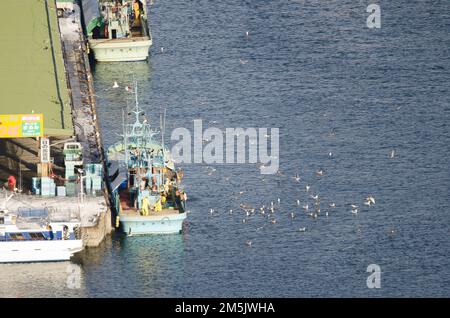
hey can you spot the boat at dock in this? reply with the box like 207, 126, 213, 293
81, 0, 152, 62
0, 201, 83, 263
107, 83, 187, 235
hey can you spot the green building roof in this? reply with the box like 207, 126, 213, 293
0, 0, 73, 136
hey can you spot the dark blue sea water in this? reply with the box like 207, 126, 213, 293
4, 0, 450, 297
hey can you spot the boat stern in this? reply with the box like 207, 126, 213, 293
120, 212, 187, 235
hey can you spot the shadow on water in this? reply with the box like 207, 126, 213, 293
0, 261, 87, 297
75, 232, 187, 297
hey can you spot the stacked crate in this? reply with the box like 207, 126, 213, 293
41, 177, 55, 196
65, 182, 77, 197
56, 186, 66, 197
85, 163, 103, 193
65, 162, 77, 182
32, 177, 41, 195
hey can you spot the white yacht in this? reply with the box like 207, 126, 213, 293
0, 209, 83, 263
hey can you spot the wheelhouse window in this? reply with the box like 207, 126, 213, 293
8, 233, 26, 241
29, 232, 46, 240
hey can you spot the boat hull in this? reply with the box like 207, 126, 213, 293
120, 212, 187, 235
0, 240, 83, 263
89, 38, 152, 62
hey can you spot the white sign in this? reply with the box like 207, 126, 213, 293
40, 138, 50, 163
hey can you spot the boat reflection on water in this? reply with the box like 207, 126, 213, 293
0, 262, 86, 297
92, 60, 152, 147
91, 60, 152, 84
78, 233, 187, 297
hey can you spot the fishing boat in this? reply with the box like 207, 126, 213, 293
0, 205, 83, 263
107, 83, 187, 235
81, 0, 152, 62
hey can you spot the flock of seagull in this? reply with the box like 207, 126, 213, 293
202, 158, 387, 248
201, 134, 397, 248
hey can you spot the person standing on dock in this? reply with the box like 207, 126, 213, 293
7, 175, 16, 192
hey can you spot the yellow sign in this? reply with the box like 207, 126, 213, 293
0, 114, 44, 138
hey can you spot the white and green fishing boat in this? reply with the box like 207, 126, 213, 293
107, 83, 187, 235
81, 0, 152, 62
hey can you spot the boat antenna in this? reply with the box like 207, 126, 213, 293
122, 106, 128, 168
134, 80, 140, 123
162, 108, 166, 148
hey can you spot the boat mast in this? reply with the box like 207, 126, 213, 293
133, 81, 140, 186
134, 80, 140, 125
122, 106, 129, 186
162, 108, 166, 149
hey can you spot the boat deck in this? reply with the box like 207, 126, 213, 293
119, 189, 181, 217
120, 208, 181, 217
89, 36, 151, 43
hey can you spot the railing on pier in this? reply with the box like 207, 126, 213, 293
16, 206, 81, 223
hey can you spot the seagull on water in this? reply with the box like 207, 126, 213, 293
296, 199, 300, 206
290, 212, 295, 219
293, 174, 301, 182
310, 194, 319, 201
303, 204, 309, 211
390, 149, 395, 159
351, 204, 359, 209
113, 81, 119, 88
299, 227, 306, 232
245, 240, 252, 247
316, 169, 324, 176
306, 185, 310, 192
329, 202, 336, 208
351, 208, 358, 215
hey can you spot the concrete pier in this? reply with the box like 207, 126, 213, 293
57, 4, 113, 246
